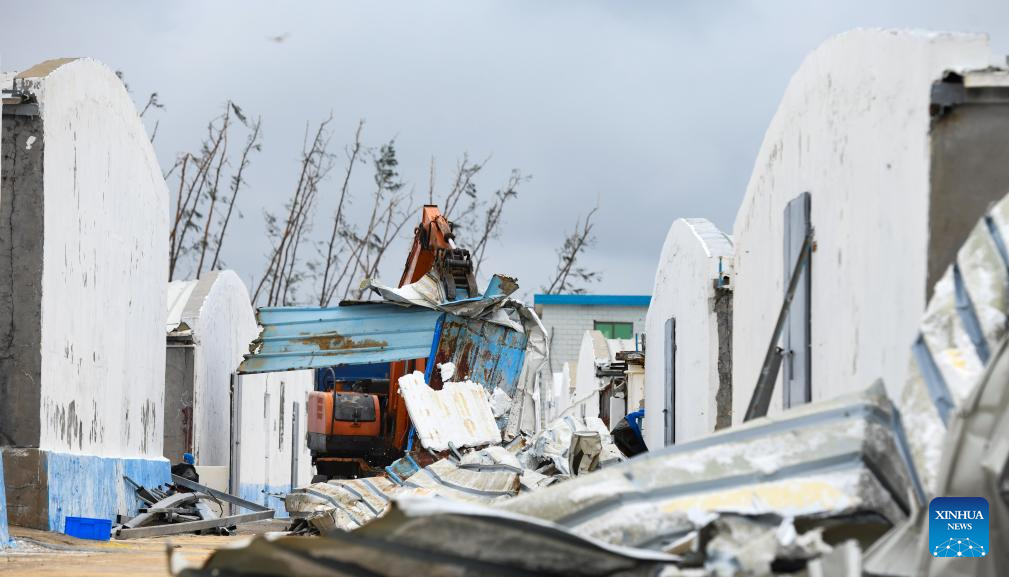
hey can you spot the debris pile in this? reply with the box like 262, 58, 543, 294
178, 192, 1009, 575
284, 391, 627, 534
116, 475, 274, 539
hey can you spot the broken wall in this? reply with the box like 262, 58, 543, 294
0, 58, 169, 530
231, 371, 314, 515
644, 218, 733, 449
731, 30, 999, 421
165, 271, 258, 466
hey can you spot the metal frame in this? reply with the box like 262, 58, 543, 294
116, 475, 274, 540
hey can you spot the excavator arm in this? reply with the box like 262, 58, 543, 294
399, 205, 478, 300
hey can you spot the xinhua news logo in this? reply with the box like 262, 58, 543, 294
929, 497, 989, 558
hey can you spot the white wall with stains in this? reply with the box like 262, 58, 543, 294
731, 30, 992, 421
176, 271, 259, 466
232, 370, 314, 513
20, 58, 168, 457
644, 219, 733, 449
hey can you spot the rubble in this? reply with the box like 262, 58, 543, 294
397, 371, 502, 451
115, 475, 274, 539
173, 497, 680, 577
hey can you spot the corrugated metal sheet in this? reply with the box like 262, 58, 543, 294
500, 382, 920, 551
428, 314, 528, 394
239, 304, 442, 374
399, 372, 501, 451
176, 497, 678, 577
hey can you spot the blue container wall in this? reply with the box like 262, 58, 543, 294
428, 314, 528, 395
46, 453, 170, 532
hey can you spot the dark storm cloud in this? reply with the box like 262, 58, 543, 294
4, 1, 1009, 299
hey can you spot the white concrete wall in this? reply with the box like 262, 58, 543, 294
644, 219, 733, 448
731, 30, 992, 422
234, 370, 314, 511
540, 304, 646, 373
625, 364, 644, 414
183, 271, 259, 466
29, 59, 168, 457
568, 331, 634, 421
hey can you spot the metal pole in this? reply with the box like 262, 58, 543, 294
744, 228, 814, 421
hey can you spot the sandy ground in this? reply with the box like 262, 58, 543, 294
0, 520, 288, 576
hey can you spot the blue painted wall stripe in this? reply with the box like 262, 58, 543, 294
0, 454, 8, 547
533, 294, 651, 307
46, 452, 170, 533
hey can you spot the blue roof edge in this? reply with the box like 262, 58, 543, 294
533, 294, 651, 307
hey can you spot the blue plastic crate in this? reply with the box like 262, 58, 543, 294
64, 516, 112, 541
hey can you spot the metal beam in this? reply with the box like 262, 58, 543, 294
171, 474, 272, 512
116, 511, 275, 539
744, 227, 814, 421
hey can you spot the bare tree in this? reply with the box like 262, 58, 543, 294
469, 169, 528, 275
115, 70, 165, 142
433, 156, 528, 278
210, 116, 262, 270
254, 117, 337, 306
317, 120, 365, 306
329, 141, 413, 303
542, 207, 600, 294
167, 101, 258, 281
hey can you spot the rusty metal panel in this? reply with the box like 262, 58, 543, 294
399, 372, 501, 451
428, 314, 528, 395
239, 304, 441, 374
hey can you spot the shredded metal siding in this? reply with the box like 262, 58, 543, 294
239, 304, 442, 374
427, 314, 528, 394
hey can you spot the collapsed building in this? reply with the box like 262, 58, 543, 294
0, 58, 169, 531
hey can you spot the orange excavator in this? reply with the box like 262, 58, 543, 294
306, 206, 479, 479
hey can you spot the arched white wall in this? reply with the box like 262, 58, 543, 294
644, 219, 733, 449
31, 58, 169, 457
184, 270, 259, 466
731, 30, 992, 421
568, 331, 634, 422
571, 331, 609, 420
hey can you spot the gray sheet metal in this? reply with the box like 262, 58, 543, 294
900, 192, 1009, 494
119, 511, 275, 539
175, 497, 678, 577
172, 474, 272, 512
952, 262, 991, 364
501, 383, 916, 551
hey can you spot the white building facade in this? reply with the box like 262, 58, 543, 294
644, 219, 733, 449
731, 30, 1009, 422
0, 59, 169, 530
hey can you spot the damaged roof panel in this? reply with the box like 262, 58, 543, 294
499, 382, 921, 551
176, 497, 677, 577
399, 371, 502, 452
239, 303, 442, 373
427, 314, 528, 393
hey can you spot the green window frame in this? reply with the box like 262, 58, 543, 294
594, 321, 634, 339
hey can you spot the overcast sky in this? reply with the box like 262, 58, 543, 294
5, 1, 1009, 301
